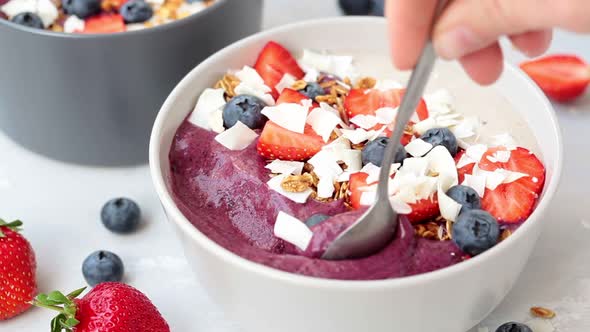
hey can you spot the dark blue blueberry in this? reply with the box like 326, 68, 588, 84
452, 209, 500, 256
496, 322, 533, 332
339, 0, 372, 15
304, 214, 330, 227
101, 198, 141, 234
420, 127, 459, 156
361, 137, 407, 166
299, 82, 326, 100
120, 0, 153, 24
446, 185, 481, 212
82, 250, 124, 287
222, 95, 268, 130
62, 0, 102, 19
11, 12, 44, 29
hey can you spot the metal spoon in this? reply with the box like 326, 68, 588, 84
321, 12, 443, 261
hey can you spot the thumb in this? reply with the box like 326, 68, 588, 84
432, 0, 590, 60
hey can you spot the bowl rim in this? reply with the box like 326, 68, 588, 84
149, 16, 563, 290
0, 0, 225, 38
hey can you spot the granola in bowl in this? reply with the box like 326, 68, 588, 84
167, 41, 546, 280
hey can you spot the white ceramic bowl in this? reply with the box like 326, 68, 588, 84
150, 17, 562, 332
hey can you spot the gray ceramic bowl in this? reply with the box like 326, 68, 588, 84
0, 0, 263, 166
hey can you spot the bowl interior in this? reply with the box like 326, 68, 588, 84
150, 17, 562, 287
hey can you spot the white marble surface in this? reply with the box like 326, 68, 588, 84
2, 1, 590, 331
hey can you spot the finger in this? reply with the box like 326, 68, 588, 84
459, 42, 504, 85
433, 0, 590, 60
386, 0, 438, 69
509, 30, 553, 57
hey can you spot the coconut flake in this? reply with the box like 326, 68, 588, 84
208, 109, 225, 133
299, 50, 356, 79
37, 0, 58, 27
350, 114, 379, 130
262, 100, 310, 134
405, 138, 434, 157
427, 146, 459, 182
267, 174, 313, 203
375, 107, 398, 124
489, 133, 517, 150
64, 15, 85, 33
340, 128, 375, 144
413, 117, 437, 135
337, 171, 352, 182
274, 211, 313, 251
214, 121, 258, 151
307, 106, 342, 142
400, 157, 429, 177
437, 174, 462, 221
265, 160, 304, 175
456, 153, 476, 168
462, 174, 486, 197
390, 196, 413, 214
275, 73, 297, 94
493, 150, 511, 163
234, 83, 275, 106
303, 68, 320, 82
1, 0, 36, 18
466, 144, 488, 163
452, 116, 481, 139
188, 88, 227, 130
414, 176, 438, 200
317, 176, 336, 199
374, 79, 403, 91
324, 136, 351, 150
332, 149, 362, 173
425, 89, 454, 115
308, 150, 343, 179
235, 66, 269, 91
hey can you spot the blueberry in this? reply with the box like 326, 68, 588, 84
452, 209, 500, 256
446, 185, 481, 212
120, 0, 153, 24
101, 198, 141, 234
420, 127, 458, 156
361, 137, 407, 166
222, 95, 268, 130
62, 0, 101, 19
304, 214, 330, 227
496, 322, 533, 332
82, 250, 124, 287
338, 0, 372, 15
299, 82, 326, 100
11, 12, 44, 29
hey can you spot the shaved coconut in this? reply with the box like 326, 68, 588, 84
324, 136, 351, 150
456, 153, 476, 168
390, 196, 413, 214
396, 186, 418, 204
466, 144, 488, 163
493, 150, 511, 163
337, 171, 352, 182
214, 121, 258, 150
472, 165, 506, 190
436, 117, 462, 127
274, 211, 313, 251
1, 0, 35, 18
525, 319, 555, 332
437, 174, 462, 221
303, 68, 319, 82
486, 156, 498, 163
457, 138, 472, 150
462, 174, 486, 197
413, 117, 437, 135
37, 0, 59, 27
452, 116, 481, 139
363, 163, 400, 183
188, 88, 227, 130
332, 149, 362, 172
375, 107, 398, 124
208, 109, 225, 133
414, 176, 438, 200
502, 169, 528, 183
307, 106, 342, 141
350, 114, 379, 129
234, 83, 275, 106
262, 100, 311, 134
235, 66, 269, 91
64, 15, 85, 33
308, 150, 343, 178
400, 157, 429, 177
368, 125, 387, 141
299, 50, 356, 79
341, 128, 374, 144
374, 79, 403, 91
317, 177, 336, 199
425, 89, 454, 114
275, 73, 297, 94
489, 133, 517, 150
267, 174, 313, 203
427, 146, 458, 182
360, 191, 377, 206
405, 138, 433, 157
265, 160, 304, 175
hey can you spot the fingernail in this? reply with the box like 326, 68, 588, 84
435, 27, 482, 60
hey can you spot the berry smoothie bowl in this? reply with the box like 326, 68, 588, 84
150, 17, 562, 332
0, 0, 262, 165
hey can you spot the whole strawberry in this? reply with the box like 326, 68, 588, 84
33, 282, 170, 332
0, 219, 37, 320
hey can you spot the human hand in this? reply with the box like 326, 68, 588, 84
386, 0, 590, 84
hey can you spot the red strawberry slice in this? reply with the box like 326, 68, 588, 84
276, 88, 317, 110
257, 121, 324, 161
454, 149, 476, 183
254, 41, 305, 98
477, 147, 546, 223
520, 54, 590, 102
348, 172, 439, 223
344, 88, 429, 121
83, 14, 126, 34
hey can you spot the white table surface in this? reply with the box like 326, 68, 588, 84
3, 1, 590, 331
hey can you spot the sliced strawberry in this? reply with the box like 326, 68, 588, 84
276, 88, 318, 110
478, 147, 546, 223
520, 54, 590, 102
454, 149, 476, 183
348, 172, 439, 223
257, 121, 325, 161
83, 14, 126, 34
344, 88, 429, 121
254, 42, 305, 98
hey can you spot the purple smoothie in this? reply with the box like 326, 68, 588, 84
169, 121, 466, 280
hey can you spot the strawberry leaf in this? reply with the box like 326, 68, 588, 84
0, 219, 23, 237
66, 287, 86, 300
47, 291, 70, 304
